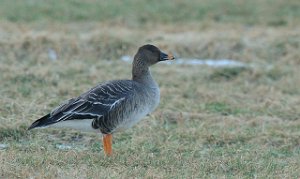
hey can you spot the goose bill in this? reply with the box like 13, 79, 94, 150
160, 52, 175, 61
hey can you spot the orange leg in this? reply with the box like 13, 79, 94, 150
102, 134, 113, 156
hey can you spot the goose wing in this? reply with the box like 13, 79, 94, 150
28, 80, 133, 129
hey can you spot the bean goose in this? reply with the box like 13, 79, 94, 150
28, 44, 174, 156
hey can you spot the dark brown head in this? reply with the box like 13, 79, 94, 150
132, 44, 174, 82
134, 44, 175, 66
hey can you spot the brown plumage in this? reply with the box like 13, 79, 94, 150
28, 44, 174, 155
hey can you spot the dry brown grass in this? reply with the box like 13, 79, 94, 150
0, 6, 300, 178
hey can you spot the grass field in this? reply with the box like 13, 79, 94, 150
0, 0, 300, 178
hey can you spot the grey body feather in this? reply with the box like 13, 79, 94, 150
28, 44, 171, 134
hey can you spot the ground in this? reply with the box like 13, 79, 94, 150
0, 0, 300, 178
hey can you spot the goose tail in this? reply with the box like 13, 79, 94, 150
28, 114, 51, 130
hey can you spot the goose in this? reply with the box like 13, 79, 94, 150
28, 44, 174, 156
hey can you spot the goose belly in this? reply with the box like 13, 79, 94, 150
112, 87, 160, 133
113, 107, 149, 132
51, 119, 98, 132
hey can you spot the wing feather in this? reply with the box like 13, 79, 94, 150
29, 80, 134, 129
